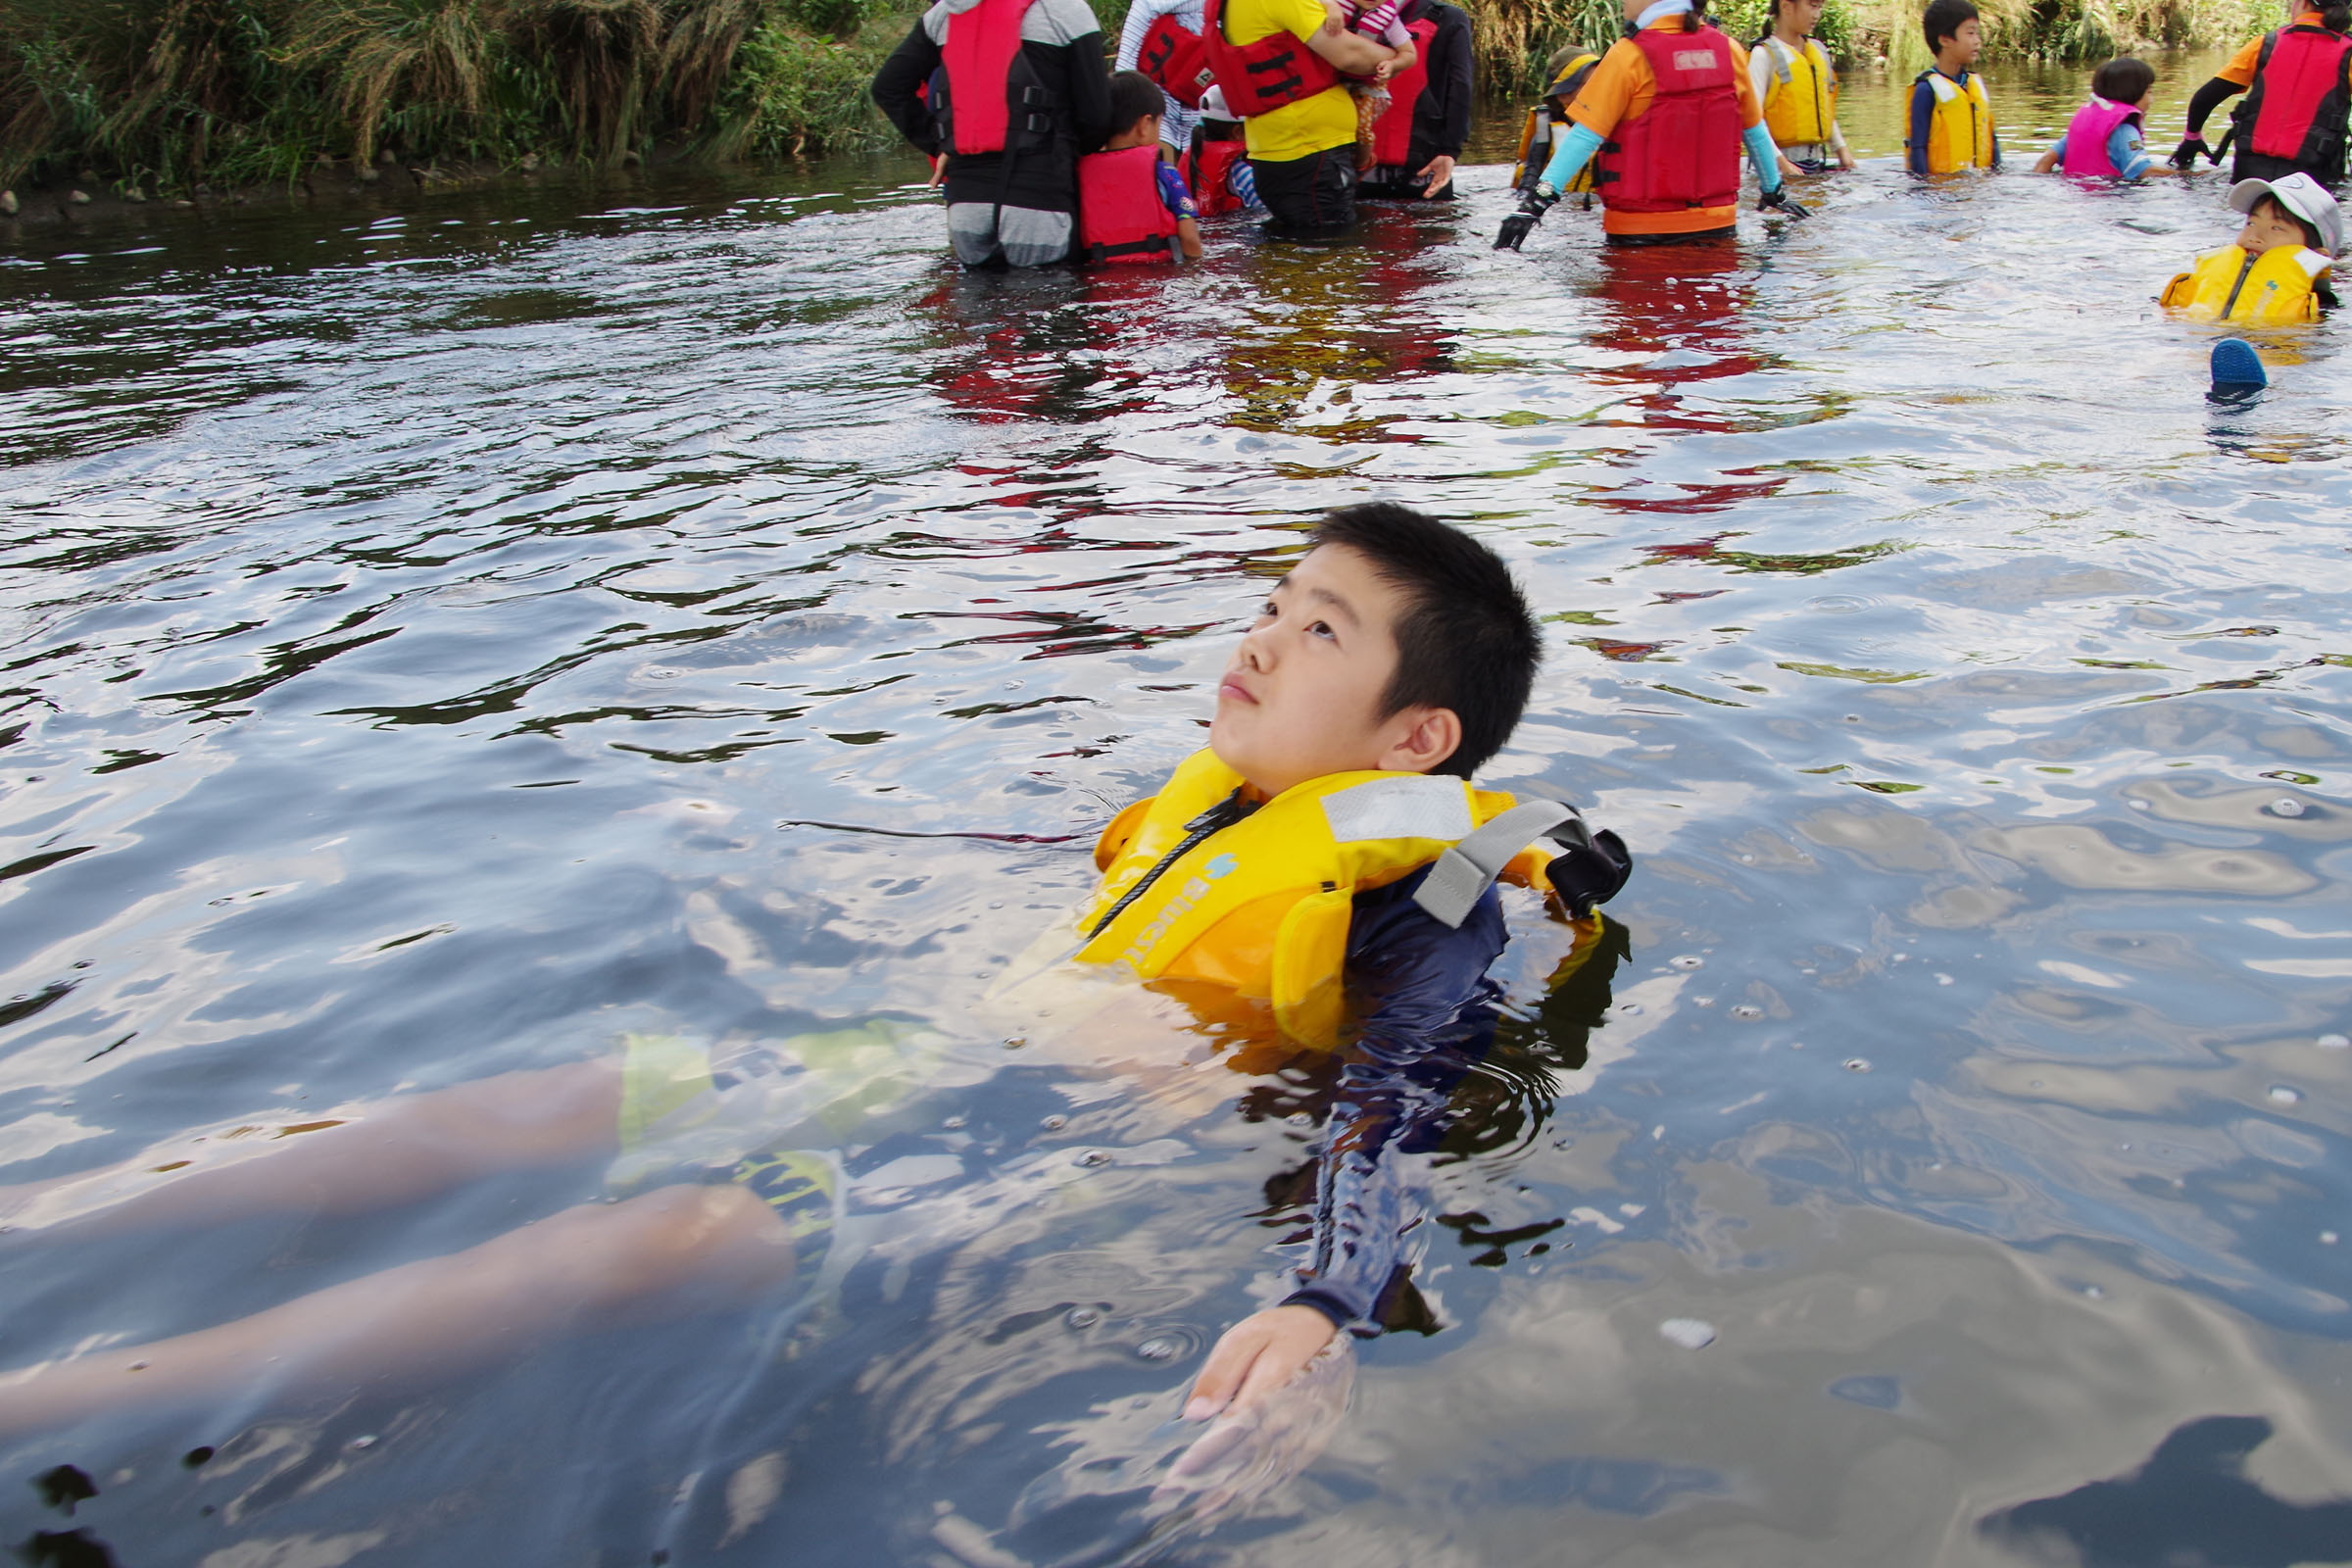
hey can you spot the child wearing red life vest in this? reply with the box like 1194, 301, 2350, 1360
2033, 57, 2178, 180
1078, 71, 1206, 263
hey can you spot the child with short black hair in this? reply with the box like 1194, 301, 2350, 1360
2162, 170, 2340, 323
1078, 70, 1206, 262
2034, 56, 2175, 179
1905, 0, 1997, 173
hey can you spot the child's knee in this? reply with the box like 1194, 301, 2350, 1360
601, 1184, 796, 1298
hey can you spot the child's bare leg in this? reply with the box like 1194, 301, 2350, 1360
0, 1059, 623, 1238
0, 1181, 794, 1439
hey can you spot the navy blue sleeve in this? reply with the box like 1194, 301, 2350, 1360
1906, 76, 1935, 174
1280, 868, 1506, 1334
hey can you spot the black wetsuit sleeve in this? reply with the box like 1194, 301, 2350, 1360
1906, 75, 1935, 174
1279, 873, 1505, 1334
2184, 74, 2242, 135
1066, 27, 1116, 151
1424, 6, 1475, 159
872, 20, 946, 156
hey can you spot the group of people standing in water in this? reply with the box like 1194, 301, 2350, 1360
869, 0, 2352, 330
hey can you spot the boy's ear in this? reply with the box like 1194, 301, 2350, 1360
1378, 706, 1464, 775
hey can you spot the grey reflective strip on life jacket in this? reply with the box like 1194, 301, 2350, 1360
1411, 799, 1579, 928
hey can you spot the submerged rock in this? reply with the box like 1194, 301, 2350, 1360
0, 190, 16, 216
68, 189, 90, 205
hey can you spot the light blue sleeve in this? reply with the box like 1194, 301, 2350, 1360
1742, 122, 1782, 193
2110, 122, 2150, 178
1538, 122, 1607, 190
2048, 133, 2068, 162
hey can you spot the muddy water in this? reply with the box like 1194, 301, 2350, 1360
3, 42, 2350, 1568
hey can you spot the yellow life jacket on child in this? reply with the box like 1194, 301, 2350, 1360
1913, 69, 1993, 172
1073, 749, 1574, 1047
1511, 52, 1601, 196
2161, 243, 2330, 324
1757, 35, 1837, 149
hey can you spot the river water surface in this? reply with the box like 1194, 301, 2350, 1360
5, 48, 2352, 1568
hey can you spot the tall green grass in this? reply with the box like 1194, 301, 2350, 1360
0, 0, 910, 191
0, 0, 2280, 190
1463, 0, 2273, 95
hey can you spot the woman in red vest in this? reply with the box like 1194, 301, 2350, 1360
872, 0, 1115, 267
2172, 0, 2352, 189
1495, 0, 1804, 251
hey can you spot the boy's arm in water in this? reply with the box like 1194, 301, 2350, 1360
1182, 868, 1506, 1423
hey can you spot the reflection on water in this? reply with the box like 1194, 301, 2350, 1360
4, 42, 2352, 1566
1983, 1415, 2352, 1567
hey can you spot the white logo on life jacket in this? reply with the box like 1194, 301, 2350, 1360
1119, 875, 1215, 969
1673, 49, 1722, 73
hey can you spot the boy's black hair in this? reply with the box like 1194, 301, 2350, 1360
1108, 71, 1164, 138
2091, 56, 2154, 104
2254, 192, 2326, 251
1308, 504, 1541, 779
1922, 0, 1978, 53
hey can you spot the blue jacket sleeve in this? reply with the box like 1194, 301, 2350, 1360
1742, 122, 1782, 192
1906, 76, 1935, 174
1279, 871, 1505, 1334
1538, 121, 1608, 191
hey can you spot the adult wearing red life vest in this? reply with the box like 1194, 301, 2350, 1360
1200, 0, 1398, 238
872, 0, 1114, 267
2172, 0, 2352, 189
1496, 0, 1805, 251
1356, 0, 1475, 201
1115, 0, 1209, 157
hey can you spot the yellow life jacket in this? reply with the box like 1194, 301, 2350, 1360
1913, 69, 1994, 172
1511, 52, 1601, 196
1073, 749, 1572, 1047
2161, 243, 2329, 324
1756, 35, 1837, 149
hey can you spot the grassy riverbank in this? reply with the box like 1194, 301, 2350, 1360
0, 0, 2277, 196
0, 0, 917, 194
1468, 0, 2272, 89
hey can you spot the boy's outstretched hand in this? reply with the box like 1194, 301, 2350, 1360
1183, 1304, 1338, 1422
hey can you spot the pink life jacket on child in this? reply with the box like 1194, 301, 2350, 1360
2060, 95, 2141, 177
1078, 144, 1181, 264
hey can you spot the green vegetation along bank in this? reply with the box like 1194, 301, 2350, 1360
0, 0, 2277, 201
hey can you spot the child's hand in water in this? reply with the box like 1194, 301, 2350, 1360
1181, 1304, 1337, 1423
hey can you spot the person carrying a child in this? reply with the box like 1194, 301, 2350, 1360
1079, 71, 1207, 262
1749, 0, 1853, 172
2034, 57, 2177, 179
1495, 0, 1807, 252
1355, 0, 1475, 200
1905, 0, 1998, 174
2172, 0, 2352, 189
1201, 0, 1400, 237
2162, 169, 2341, 323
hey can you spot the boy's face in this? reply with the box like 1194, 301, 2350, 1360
2239, 196, 2308, 253
1209, 545, 1459, 798
1939, 17, 1982, 64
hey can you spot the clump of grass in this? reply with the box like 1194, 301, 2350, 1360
0, 0, 906, 193
1461, 0, 2265, 95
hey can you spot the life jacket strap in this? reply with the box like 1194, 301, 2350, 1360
1412, 799, 1580, 928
